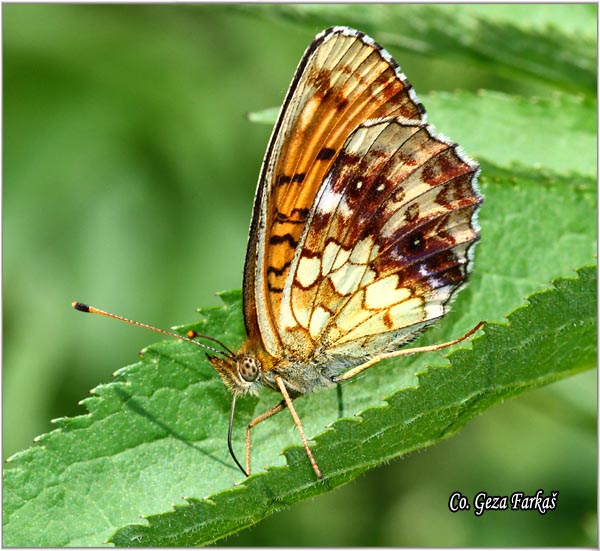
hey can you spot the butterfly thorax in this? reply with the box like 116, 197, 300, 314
208, 339, 360, 397
263, 351, 361, 395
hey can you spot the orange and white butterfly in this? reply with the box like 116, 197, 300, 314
75, 26, 483, 479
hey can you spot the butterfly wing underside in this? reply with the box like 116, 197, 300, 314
243, 27, 427, 360
282, 117, 482, 360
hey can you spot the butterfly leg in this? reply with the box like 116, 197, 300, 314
245, 399, 287, 476
335, 321, 484, 382
275, 375, 323, 479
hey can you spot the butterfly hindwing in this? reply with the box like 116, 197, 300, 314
281, 117, 482, 359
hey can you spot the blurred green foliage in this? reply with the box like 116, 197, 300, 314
3, 4, 596, 546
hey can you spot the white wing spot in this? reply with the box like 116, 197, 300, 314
330, 262, 364, 295
280, 298, 297, 331
317, 189, 342, 215
365, 275, 411, 309
344, 126, 371, 155
339, 197, 352, 218
309, 306, 331, 338
322, 241, 350, 275
291, 292, 311, 329
360, 267, 376, 287
424, 300, 445, 321
350, 236, 374, 264
388, 297, 427, 327
418, 264, 431, 277
297, 256, 321, 288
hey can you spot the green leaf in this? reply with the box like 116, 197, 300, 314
237, 4, 597, 96
250, 91, 597, 178
4, 155, 596, 545
108, 266, 595, 546
427, 91, 597, 178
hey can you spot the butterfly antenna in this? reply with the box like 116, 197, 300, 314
72, 301, 233, 358
185, 330, 236, 358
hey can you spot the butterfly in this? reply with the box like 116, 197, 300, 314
74, 26, 483, 480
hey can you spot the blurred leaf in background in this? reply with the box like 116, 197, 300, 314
3, 3, 596, 547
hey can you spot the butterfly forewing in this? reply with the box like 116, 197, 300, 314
245, 27, 426, 357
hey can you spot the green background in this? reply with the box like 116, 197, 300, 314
4, 4, 596, 546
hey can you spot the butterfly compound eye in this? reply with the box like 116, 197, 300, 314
238, 356, 260, 382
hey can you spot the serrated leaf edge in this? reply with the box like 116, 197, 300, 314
107, 264, 596, 545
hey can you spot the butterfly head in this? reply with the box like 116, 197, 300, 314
208, 353, 262, 396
